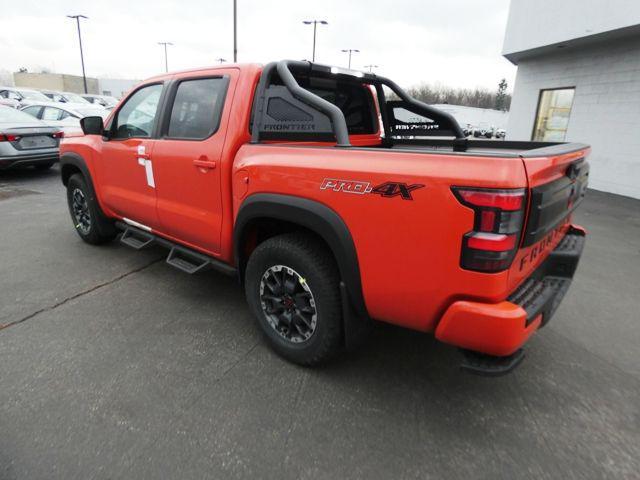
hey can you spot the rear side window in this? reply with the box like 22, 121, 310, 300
22, 106, 42, 118
308, 83, 377, 135
42, 107, 62, 121
167, 77, 228, 140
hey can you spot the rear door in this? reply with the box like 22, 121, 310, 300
508, 146, 590, 289
97, 82, 165, 231
152, 72, 234, 255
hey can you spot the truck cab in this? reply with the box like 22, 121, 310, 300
59, 61, 589, 374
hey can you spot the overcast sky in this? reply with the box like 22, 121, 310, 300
0, 0, 516, 91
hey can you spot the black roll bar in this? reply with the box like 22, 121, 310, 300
375, 75, 466, 140
252, 59, 466, 147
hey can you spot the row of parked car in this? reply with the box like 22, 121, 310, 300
462, 125, 506, 139
0, 86, 119, 134
0, 87, 119, 171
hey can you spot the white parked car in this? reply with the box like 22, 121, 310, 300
82, 94, 119, 108
0, 87, 52, 108
40, 90, 91, 105
20, 103, 109, 134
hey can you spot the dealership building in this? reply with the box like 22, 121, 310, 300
503, 0, 640, 199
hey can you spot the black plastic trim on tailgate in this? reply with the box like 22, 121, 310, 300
522, 159, 589, 247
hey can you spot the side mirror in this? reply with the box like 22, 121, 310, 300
80, 116, 105, 136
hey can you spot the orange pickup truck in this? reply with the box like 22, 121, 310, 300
60, 60, 590, 375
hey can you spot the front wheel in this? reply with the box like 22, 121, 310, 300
244, 233, 343, 366
66, 173, 117, 245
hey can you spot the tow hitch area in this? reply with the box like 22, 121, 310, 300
460, 348, 525, 376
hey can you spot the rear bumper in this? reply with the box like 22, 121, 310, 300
435, 225, 586, 357
0, 152, 59, 170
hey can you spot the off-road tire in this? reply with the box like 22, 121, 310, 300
245, 233, 343, 366
66, 173, 117, 245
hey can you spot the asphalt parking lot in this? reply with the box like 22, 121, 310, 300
1, 166, 639, 480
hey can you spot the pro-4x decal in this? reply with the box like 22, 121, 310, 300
320, 178, 424, 200
370, 181, 424, 200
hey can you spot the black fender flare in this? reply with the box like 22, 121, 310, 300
60, 152, 93, 187
59, 152, 113, 234
234, 193, 369, 320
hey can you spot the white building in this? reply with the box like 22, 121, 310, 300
97, 78, 140, 99
503, 0, 640, 199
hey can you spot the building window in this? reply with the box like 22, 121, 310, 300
532, 88, 575, 141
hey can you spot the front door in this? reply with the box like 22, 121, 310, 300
98, 83, 164, 231
152, 74, 233, 255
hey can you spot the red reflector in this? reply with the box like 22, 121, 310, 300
457, 189, 524, 211
467, 233, 517, 252
479, 210, 496, 231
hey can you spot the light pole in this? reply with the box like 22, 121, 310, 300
216, 58, 227, 64
233, 0, 237, 62
341, 49, 359, 69
158, 42, 173, 72
302, 20, 328, 62
364, 64, 378, 73
67, 15, 88, 94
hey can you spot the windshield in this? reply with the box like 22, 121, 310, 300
64, 93, 90, 103
20, 90, 50, 101
0, 106, 42, 123
75, 107, 109, 119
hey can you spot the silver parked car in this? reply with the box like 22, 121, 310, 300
0, 105, 61, 171
21, 102, 109, 135
0, 87, 52, 109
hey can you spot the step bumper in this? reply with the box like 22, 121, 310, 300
436, 225, 586, 358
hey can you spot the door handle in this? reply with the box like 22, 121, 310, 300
193, 158, 217, 169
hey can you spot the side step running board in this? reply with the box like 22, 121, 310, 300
460, 348, 525, 377
115, 222, 236, 277
166, 246, 211, 274
121, 227, 155, 250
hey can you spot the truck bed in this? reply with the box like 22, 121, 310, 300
385, 139, 590, 159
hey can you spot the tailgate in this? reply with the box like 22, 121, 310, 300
508, 145, 590, 290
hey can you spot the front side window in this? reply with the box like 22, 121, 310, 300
113, 84, 163, 139
532, 88, 575, 142
167, 78, 228, 139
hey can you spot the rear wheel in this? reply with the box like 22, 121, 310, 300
66, 173, 117, 245
245, 233, 343, 366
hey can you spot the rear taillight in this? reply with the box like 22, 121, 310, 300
453, 187, 527, 272
0, 133, 21, 142
52, 131, 64, 139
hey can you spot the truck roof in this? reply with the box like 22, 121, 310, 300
144, 63, 263, 82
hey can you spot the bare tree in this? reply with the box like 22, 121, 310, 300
406, 82, 512, 111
